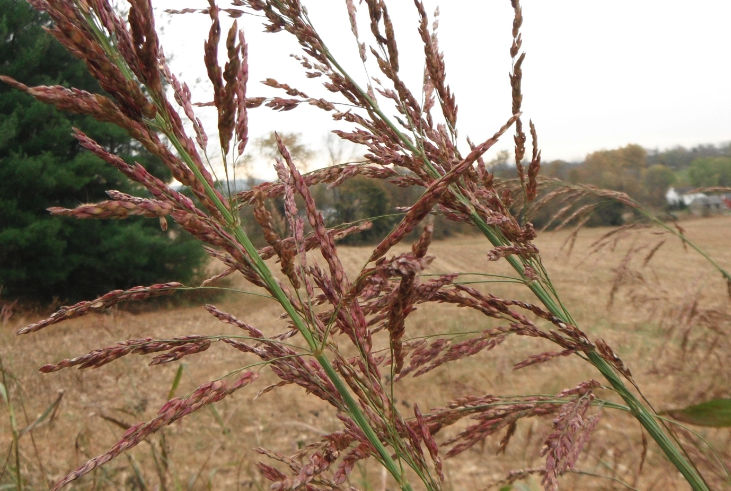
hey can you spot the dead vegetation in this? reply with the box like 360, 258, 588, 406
2, 217, 729, 490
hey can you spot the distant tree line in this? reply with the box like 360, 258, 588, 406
506, 143, 731, 206
239, 135, 731, 247
494, 142, 731, 227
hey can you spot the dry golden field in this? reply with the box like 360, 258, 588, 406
2, 216, 730, 491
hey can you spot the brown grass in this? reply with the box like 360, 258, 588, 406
3, 216, 730, 490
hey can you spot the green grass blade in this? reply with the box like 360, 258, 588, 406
168, 364, 185, 400
663, 399, 731, 427
18, 391, 64, 437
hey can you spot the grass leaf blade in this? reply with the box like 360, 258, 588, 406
663, 399, 731, 427
168, 364, 185, 400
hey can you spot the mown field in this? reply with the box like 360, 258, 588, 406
2, 216, 730, 491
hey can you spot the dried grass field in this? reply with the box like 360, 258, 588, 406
2, 216, 730, 491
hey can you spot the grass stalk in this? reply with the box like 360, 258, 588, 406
310, 26, 710, 491
568, 469, 641, 491
474, 213, 710, 490
158, 114, 417, 491
0, 355, 22, 491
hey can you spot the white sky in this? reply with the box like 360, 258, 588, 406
154, 1, 731, 179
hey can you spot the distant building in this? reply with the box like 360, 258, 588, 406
666, 187, 731, 215
665, 187, 707, 207
689, 195, 729, 216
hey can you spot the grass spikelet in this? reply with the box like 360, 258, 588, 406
17, 283, 182, 335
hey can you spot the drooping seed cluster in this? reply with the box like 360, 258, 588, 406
17, 283, 182, 335
48, 196, 173, 220
541, 391, 602, 491
39, 335, 213, 372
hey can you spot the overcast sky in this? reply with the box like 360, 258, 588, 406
154, 1, 731, 179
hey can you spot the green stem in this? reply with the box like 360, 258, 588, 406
473, 212, 709, 490
587, 352, 708, 490
0, 355, 22, 491
568, 469, 641, 491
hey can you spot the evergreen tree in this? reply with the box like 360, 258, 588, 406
0, 0, 205, 301
326, 177, 397, 245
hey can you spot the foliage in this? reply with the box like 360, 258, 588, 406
642, 164, 676, 208
556, 145, 651, 226
688, 156, 731, 188
317, 177, 473, 245
536, 142, 730, 226
255, 131, 313, 168
664, 399, 731, 428
542, 160, 571, 180
524, 145, 661, 227
571, 144, 647, 198
323, 177, 397, 244
648, 143, 731, 170
0, 0, 205, 301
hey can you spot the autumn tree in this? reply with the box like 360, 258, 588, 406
574, 144, 647, 197
254, 131, 314, 170
642, 164, 676, 207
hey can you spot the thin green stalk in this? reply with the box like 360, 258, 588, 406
11, 381, 51, 488
653, 415, 731, 484
0, 355, 22, 491
568, 469, 642, 491
174, 286, 276, 300
453, 279, 525, 286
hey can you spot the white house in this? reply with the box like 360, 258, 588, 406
665, 187, 707, 207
